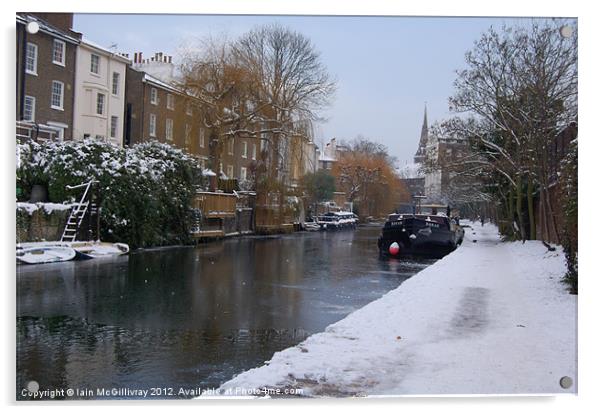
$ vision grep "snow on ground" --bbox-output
[204,222,577,397]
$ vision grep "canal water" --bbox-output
[16,226,434,399]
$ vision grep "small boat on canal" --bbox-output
[316,211,358,230]
[16,245,77,265]
[377,204,464,259]
[16,241,130,264]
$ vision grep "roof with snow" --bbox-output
[80,37,130,63]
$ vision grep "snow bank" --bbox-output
[17,202,75,215]
[205,223,576,397]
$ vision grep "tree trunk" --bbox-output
[508,187,515,239]
[527,176,536,240]
[516,174,526,241]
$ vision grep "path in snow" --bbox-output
[206,222,577,397]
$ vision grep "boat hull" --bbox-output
[378,216,458,259]
[16,246,76,264]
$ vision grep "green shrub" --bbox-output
[16,139,203,248]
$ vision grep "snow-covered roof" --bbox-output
[141,73,181,93]
[81,37,130,63]
[319,154,337,162]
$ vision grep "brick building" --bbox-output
[16,13,81,140]
[124,55,261,183]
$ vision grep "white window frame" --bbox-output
[240,166,247,181]
[199,128,205,148]
[149,113,156,137]
[228,139,234,155]
[166,94,175,110]
[90,53,100,75]
[23,95,36,122]
[52,39,66,66]
[110,116,118,138]
[150,88,158,105]
[96,93,105,115]
[112,72,120,96]
[166,118,173,141]
[25,42,38,75]
[242,141,248,158]
[252,143,257,160]
[227,165,234,179]
[50,80,64,110]
[47,121,67,141]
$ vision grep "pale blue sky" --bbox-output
[74,14,559,166]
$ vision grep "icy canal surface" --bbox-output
[16,226,434,399]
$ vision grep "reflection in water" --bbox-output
[16,227,433,399]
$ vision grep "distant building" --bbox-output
[423,127,468,204]
[413,105,429,164]
[16,13,81,140]
[72,38,130,145]
[318,137,347,170]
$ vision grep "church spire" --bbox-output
[414,103,429,164]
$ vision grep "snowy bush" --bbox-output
[17,139,203,248]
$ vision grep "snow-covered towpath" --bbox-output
[207,222,577,397]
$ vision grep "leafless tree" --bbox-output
[447,21,577,240]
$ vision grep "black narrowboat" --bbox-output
[377,211,464,259]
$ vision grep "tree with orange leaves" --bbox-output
[333,137,409,219]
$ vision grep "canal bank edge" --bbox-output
[202,221,576,397]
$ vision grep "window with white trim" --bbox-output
[240,166,247,181]
[252,143,257,160]
[26,43,38,75]
[51,81,64,110]
[186,102,192,116]
[242,141,248,158]
[150,88,158,105]
[149,114,156,137]
[112,72,120,95]
[52,39,65,66]
[23,96,36,121]
[199,128,205,148]
[228,139,234,155]
[227,165,234,178]
[166,118,173,140]
[96,93,105,115]
[166,94,175,110]
[90,53,100,74]
[110,116,118,138]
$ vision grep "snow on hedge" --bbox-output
[17,139,203,247]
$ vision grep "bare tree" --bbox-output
[448,21,577,240]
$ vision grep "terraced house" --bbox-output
[16,13,81,140]
[124,52,261,184]
[72,38,130,146]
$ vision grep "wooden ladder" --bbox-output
[60,180,95,242]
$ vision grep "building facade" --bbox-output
[72,39,130,145]
[16,13,81,140]
[125,58,261,183]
